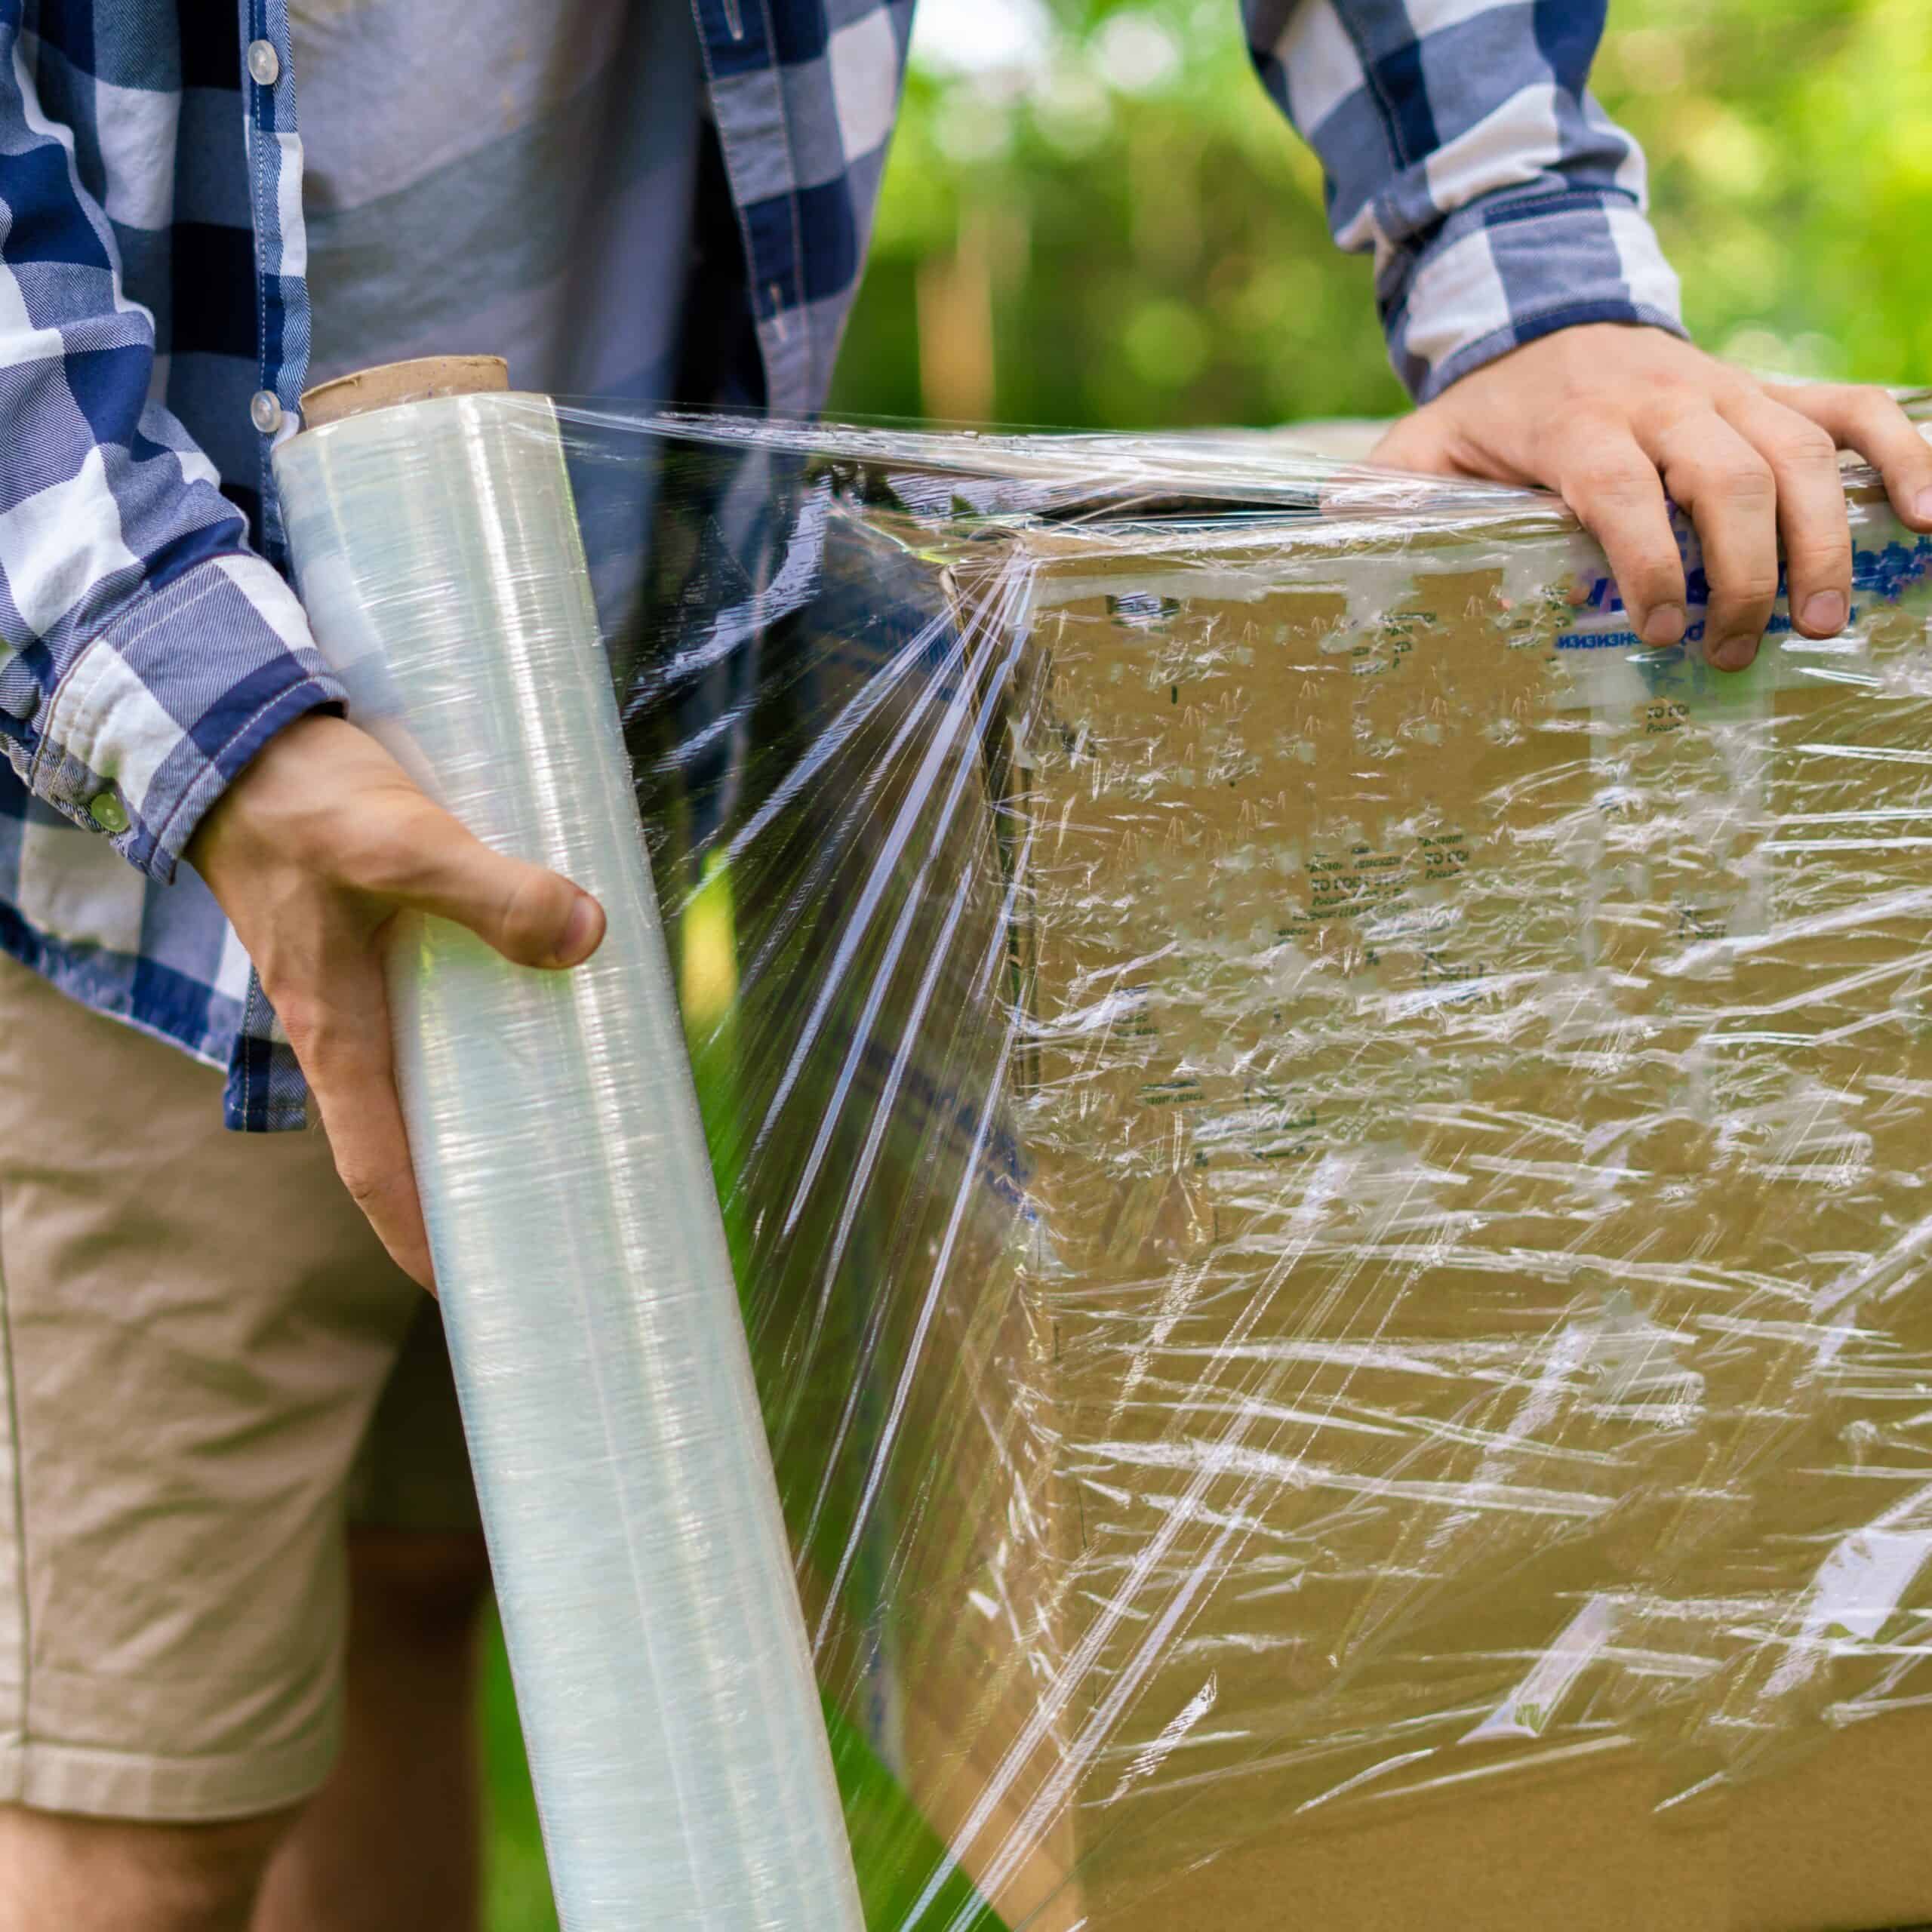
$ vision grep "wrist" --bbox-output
[186,711,361,886]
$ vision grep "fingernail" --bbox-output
[1801,591,1847,634]
[554,895,601,966]
[1642,604,1687,647]
[1915,488,1932,525]
[1709,634,1758,673]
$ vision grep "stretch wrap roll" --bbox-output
[274,391,864,1931]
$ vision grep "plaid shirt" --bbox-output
[0,0,1678,1131]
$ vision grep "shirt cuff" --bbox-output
[16,553,344,882]
[1385,189,1689,405]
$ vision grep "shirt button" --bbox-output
[246,38,281,86]
[88,792,129,835]
[250,389,284,434]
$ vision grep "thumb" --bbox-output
[1319,412,1458,516]
[1367,411,1455,473]
[400,814,606,970]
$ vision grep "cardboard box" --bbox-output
[898,469,1932,1928]
[678,443,1932,1927]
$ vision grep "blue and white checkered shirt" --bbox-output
[0,0,1680,1131]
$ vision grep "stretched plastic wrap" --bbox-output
[291,389,1932,1931]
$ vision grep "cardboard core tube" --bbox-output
[300,355,509,430]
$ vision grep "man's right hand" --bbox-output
[186,712,606,1288]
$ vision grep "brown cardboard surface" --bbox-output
[1097,1753,1731,1932]
[1073,1709,1932,1932]
[891,488,1932,1930]
[1730,1711,1932,1932]
[921,1712,1932,1932]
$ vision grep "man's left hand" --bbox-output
[1370,324,1932,671]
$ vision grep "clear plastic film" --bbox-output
[281,392,1932,1932]
[274,397,865,1932]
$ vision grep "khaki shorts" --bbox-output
[0,953,479,1822]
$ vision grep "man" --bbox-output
[0,2,1923,1928]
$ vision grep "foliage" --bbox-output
[829,0,1932,431]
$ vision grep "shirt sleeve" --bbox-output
[0,27,343,882]
[1243,0,1688,401]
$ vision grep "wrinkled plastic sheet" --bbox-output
[369,398,1932,1926]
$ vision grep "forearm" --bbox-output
[1243,0,1684,398]
[0,23,343,875]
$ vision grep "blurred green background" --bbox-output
[829,0,1932,429]
[481,2,1932,1924]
